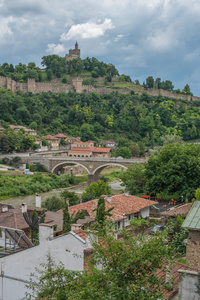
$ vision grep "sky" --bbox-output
[1,0,200,96]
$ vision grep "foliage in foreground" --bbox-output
[26,230,171,300]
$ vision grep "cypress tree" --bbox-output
[62,203,71,233]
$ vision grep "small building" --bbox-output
[105,141,116,148]
[92,147,111,158]
[68,192,158,229]
[73,141,94,148]
[182,200,200,268]
[43,135,59,150]
[9,125,37,136]
[68,147,94,158]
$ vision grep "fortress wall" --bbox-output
[0,76,199,102]
[33,82,73,94]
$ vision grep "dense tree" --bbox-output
[120,163,146,195]
[0,133,12,153]
[129,143,140,157]
[182,84,193,95]
[145,143,200,199]
[60,190,80,206]
[82,180,111,202]
[146,76,154,88]
[44,196,65,212]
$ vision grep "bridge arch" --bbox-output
[93,163,127,176]
[88,163,128,184]
[51,161,90,175]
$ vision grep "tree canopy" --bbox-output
[121,143,200,200]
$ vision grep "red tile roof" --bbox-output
[157,261,197,299]
[0,209,29,230]
[161,203,191,216]
[93,147,111,153]
[43,135,59,140]
[0,206,63,233]
[54,133,68,138]
[73,229,86,241]
[68,194,158,222]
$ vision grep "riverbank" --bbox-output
[3,180,125,207]
[0,166,125,206]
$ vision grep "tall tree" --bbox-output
[63,203,71,233]
[95,197,113,230]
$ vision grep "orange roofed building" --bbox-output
[67,192,158,229]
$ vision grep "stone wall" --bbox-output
[186,230,200,268]
[0,75,199,102]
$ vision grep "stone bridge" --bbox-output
[22,156,146,183]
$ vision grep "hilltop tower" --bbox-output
[65,42,80,61]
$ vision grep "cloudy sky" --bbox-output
[1,0,200,95]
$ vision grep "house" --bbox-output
[0,198,64,247]
[73,141,94,148]
[68,192,158,229]
[68,146,95,158]
[92,147,111,158]
[182,201,200,268]
[0,126,5,132]
[43,134,59,150]
[166,200,200,299]
[0,224,92,300]
[66,136,81,143]
[9,125,37,136]
[68,146,111,158]
[54,133,68,143]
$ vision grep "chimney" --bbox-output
[125,191,129,197]
[107,195,112,203]
[71,224,82,231]
[36,194,41,208]
[21,203,27,213]
[39,224,53,244]
[2,206,8,212]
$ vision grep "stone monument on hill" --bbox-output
[65,42,80,61]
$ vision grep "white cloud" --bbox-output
[0,16,14,40]
[46,43,65,54]
[114,34,124,42]
[60,18,115,41]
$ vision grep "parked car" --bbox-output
[35,149,41,152]
[7,167,15,171]
[150,225,165,234]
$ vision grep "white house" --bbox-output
[0,224,92,300]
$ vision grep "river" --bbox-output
[3,180,125,207]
